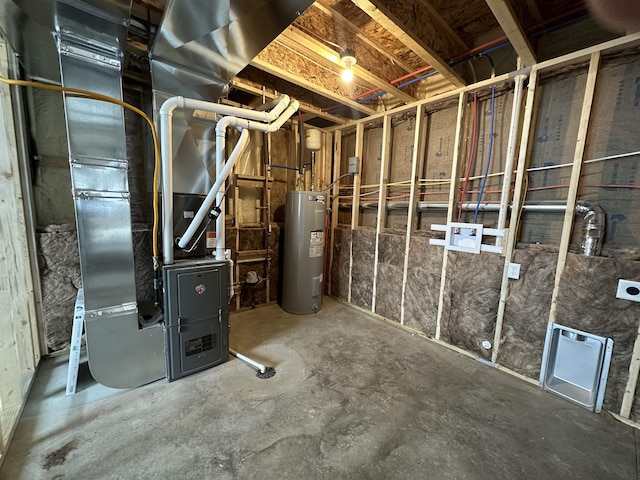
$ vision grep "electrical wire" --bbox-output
[458,92,479,221]
[474,86,496,223]
[0,75,162,271]
[322,173,353,191]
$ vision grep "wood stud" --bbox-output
[400,105,428,325]
[548,51,601,324]
[371,116,392,313]
[435,91,466,339]
[492,69,539,364]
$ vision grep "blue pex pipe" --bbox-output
[474,85,496,223]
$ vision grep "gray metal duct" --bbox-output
[55,0,165,388]
[1,0,165,388]
[150,0,315,198]
[150,0,315,101]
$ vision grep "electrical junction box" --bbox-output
[348,156,359,174]
[507,263,521,280]
[163,259,229,381]
[616,279,640,302]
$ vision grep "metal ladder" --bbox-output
[65,288,84,396]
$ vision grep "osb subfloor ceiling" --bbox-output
[132,1,622,125]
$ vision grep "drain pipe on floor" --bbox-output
[575,202,605,256]
[229,348,276,379]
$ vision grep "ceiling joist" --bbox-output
[413,0,469,51]
[351,0,467,88]
[311,2,416,74]
[282,27,417,105]
[485,0,537,66]
[251,43,376,116]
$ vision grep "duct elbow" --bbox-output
[575,202,605,256]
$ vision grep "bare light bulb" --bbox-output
[341,67,354,82]
[340,48,356,83]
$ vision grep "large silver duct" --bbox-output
[54,0,166,388]
[1,0,315,389]
[150,0,315,101]
[149,0,315,198]
[0,0,165,388]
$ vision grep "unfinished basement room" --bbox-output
[2,0,640,478]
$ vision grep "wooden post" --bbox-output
[492,69,538,364]
[548,52,601,324]
[348,123,364,303]
[400,105,428,324]
[621,325,640,418]
[328,130,342,295]
[435,92,466,339]
[371,115,391,313]
[0,36,38,436]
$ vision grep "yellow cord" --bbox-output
[0,76,161,270]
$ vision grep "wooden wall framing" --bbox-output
[0,37,41,466]
[325,33,640,424]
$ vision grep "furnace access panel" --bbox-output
[163,260,229,381]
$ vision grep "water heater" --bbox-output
[281,191,326,314]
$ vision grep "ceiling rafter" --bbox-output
[485,0,537,66]
[350,0,466,88]
[251,43,376,116]
[282,27,417,105]
[413,0,469,51]
[311,2,416,74]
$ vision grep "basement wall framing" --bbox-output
[0,36,41,466]
[325,33,640,424]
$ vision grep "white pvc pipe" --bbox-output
[178,128,250,249]
[497,74,527,248]
[180,95,290,123]
[159,95,294,264]
[160,98,180,265]
[229,348,266,373]
[203,100,300,257]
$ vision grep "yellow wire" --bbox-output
[0,76,161,270]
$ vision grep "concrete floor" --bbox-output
[1,297,638,479]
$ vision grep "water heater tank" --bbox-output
[280,191,326,314]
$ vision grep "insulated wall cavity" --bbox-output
[350,228,376,311]
[439,251,503,359]
[496,245,558,378]
[403,233,442,336]
[554,253,640,413]
[330,226,351,301]
[374,231,405,322]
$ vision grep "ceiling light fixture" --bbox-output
[340,48,356,83]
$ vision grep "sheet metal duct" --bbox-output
[55,0,165,388]
[150,0,315,198]
[1,0,315,389]
[150,0,315,101]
